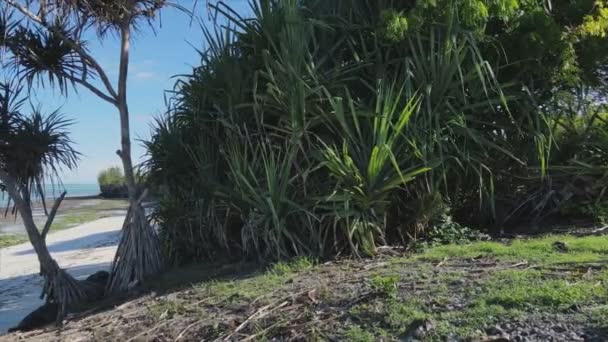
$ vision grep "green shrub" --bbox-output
[144,1,519,265]
[98,166,124,186]
[143,0,604,265]
[370,275,400,299]
[97,166,127,198]
[425,215,489,246]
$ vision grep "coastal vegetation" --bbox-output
[146,0,608,265]
[1,0,608,339]
[1,0,165,293]
[0,80,85,320]
[0,234,27,248]
[12,233,608,341]
[97,167,128,198]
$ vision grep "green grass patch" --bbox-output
[0,234,27,248]
[584,305,608,324]
[370,274,400,298]
[385,300,428,331]
[417,234,608,265]
[194,257,316,301]
[49,199,128,232]
[52,212,99,231]
[343,325,376,342]
[343,255,608,340]
[478,269,608,309]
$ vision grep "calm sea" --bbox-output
[0,184,100,207]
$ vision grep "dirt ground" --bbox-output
[3,230,608,342]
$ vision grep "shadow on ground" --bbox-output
[15,231,120,256]
[0,262,111,333]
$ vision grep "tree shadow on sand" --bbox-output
[14,231,121,256]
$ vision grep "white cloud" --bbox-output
[134,71,156,80]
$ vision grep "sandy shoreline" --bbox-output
[0,216,124,333]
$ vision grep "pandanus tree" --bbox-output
[0,80,83,321]
[0,0,167,292]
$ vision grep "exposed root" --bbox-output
[40,260,86,324]
[107,197,163,293]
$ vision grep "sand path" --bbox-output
[0,216,124,332]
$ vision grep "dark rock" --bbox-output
[566,303,581,312]
[486,325,505,336]
[450,278,467,286]
[99,184,128,198]
[401,318,435,341]
[86,270,109,285]
[7,270,109,333]
[81,270,109,301]
[552,324,567,333]
[7,302,58,333]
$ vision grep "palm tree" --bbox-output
[0,80,82,322]
[0,0,167,292]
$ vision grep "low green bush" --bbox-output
[97,167,127,198]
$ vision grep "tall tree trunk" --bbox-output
[107,20,162,293]
[0,171,84,323]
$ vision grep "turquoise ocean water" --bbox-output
[0,184,100,207]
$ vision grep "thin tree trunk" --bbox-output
[6,0,163,295]
[0,171,84,322]
[107,20,162,293]
[116,21,137,203]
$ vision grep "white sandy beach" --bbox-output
[0,216,124,333]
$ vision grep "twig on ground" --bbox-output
[435,257,448,268]
[185,295,219,308]
[287,313,344,330]
[503,261,528,269]
[224,300,290,341]
[363,261,389,270]
[241,320,286,342]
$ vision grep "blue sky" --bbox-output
[25,0,251,183]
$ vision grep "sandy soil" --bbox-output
[0,216,124,333]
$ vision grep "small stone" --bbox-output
[567,304,581,312]
[486,325,505,336]
[445,333,459,342]
[402,318,436,340]
[553,325,566,333]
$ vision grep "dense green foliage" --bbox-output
[97,166,128,198]
[98,167,125,187]
[145,0,608,265]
